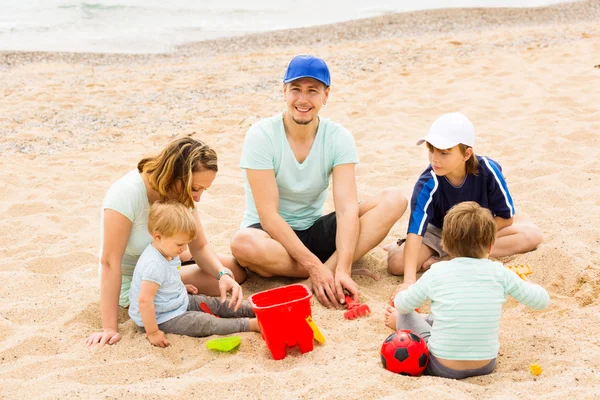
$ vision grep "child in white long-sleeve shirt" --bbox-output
[385,201,549,379]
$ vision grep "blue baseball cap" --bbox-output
[283,55,331,87]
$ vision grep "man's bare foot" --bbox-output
[383,242,397,252]
[351,268,380,281]
[384,306,398,331]
[248,318,261,333]
[420,255,439,272]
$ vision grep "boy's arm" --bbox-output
[138,281,170,348]
[402,233,425,285]
[504,270,550,310]
[394,271,431,314]
[403,169,439,286]
[495,216,514,231]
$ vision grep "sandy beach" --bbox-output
[1,1,600,398]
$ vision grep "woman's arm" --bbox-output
[85,209,131,349]
[187,207,243,310]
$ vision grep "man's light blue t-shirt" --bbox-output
[128,244,189,326]
[239,113,359,230]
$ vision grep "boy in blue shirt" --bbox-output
[385,112,543,296]
[129,201,259,347]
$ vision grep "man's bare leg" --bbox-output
[180,254,248,297]
[230,188,407,278]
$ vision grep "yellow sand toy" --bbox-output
[529,363,542,376]
[506,264,532,280]
[305,316,325,344]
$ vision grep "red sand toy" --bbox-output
[199,302,220,318]
[248,284,315,360]
[343,294,371,320]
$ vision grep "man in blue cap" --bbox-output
[231,55,407,308]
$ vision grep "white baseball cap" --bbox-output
[417,112,475,149]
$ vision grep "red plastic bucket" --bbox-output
[248,284,314,360]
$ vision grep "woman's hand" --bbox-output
[85,329,121,350]
[218,274,243,311]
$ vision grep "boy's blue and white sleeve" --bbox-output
[407,169,439,236]
[394,271,432,313]
[240,124,275,170]
[504,269,550,310]
[481,157,515,219]
[141,262,166,286]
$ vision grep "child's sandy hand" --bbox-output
[185,284,198,295]
[147,330,170,348]
[389,281,414,305]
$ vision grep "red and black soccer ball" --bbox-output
[380,329,429,376]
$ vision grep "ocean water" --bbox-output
[0,0,572,54]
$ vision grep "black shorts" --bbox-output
[247,212,337,263]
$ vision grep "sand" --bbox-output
[1,1,600,399]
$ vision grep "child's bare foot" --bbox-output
[249,318,261,333]
[384,306,398,331]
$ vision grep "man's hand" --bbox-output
[218,274,243,311]
[309,265,340,309]
[334,272,359,305]
[185,284,198,295]
[146,330,169,348]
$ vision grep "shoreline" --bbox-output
[0,0,597,66]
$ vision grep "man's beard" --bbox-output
[291,116,313,125]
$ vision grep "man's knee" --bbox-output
[379,187,408,221]
[248,266,275,278]
[230,229,262,263]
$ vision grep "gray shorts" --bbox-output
[395,311,496,379]
[148,295,255,338]
[422,224,448,259]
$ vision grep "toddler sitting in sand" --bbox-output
[129,201,259,347]
[385,202,550,379]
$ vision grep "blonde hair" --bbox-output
[426,142,479,175]
[441,202,496,259]
[138,137,218,209]
[148,200,197,240]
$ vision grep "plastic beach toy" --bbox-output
[306,316,325,344]
[249,284,315,360]
[529,363,542,376]
[206,336,241,352]
[506,264,533,280]
[343,294,371,320]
